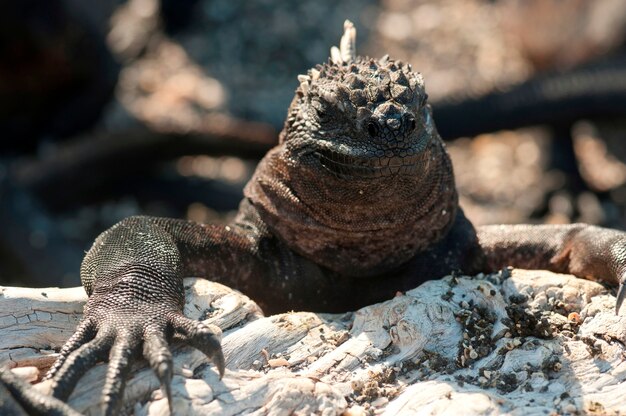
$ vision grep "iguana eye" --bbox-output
[312,100,329,122]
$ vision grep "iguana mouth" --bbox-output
[313,148,421,178]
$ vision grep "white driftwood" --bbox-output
[1,270,625,415]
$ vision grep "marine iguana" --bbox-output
[2,20,626,415]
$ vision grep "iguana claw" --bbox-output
[616,282,626,315]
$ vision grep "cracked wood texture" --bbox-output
[1,271,625,415]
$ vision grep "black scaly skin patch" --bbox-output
[3,21,626,415]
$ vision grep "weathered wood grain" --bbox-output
[1,270,624,415]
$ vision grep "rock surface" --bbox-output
[0,270,625,415]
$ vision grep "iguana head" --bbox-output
[245,21,457,277]
[283,20,435,180]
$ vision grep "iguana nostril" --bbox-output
[409,118,417,132]
[367,121,379,137]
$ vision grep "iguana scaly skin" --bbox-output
[3,21,626,415]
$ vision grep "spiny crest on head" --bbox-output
[297,20,426,113]
[298,20,356,97]
[331,20,357,66]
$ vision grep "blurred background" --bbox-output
[1,0,626,287]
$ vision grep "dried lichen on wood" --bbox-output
[1,270,625,415]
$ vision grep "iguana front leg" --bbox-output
[475,223,626,311]
[44,215,267,415]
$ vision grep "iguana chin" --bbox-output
[2,20,626,416]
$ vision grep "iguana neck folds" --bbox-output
[244,136,457,277]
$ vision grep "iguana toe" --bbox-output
[143,330,174,411]
[46,317,96,381]
[101,331,142,416]
[169,313,225,378]
[0,368,82,416]
[49,332,114,400]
